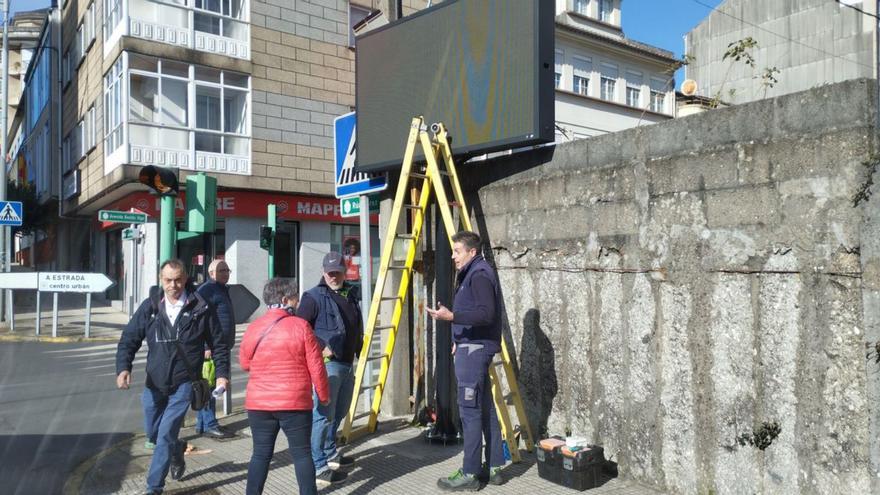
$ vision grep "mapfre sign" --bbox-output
[109,192,378,224]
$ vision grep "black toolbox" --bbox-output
[559,445,605,491]
[536,437,565,484]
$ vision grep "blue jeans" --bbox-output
[247,409,315,495]
[311,360,354,474]
[142,382,191,491]
[196,396,220,432]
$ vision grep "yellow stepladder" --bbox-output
[340,116,534,463]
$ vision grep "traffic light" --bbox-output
[138,165,179,195]
[259,226,273,250]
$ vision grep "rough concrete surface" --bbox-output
[464,79,880,494]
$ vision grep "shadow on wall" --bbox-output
[519,309,558,440]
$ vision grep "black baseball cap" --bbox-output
[322,251,346,273]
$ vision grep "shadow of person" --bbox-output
[518,309,558,440]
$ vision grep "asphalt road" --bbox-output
[0,340,247,495]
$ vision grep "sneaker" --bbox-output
[328,454,355,470]
[437,469,480,492]
[487,466,504,486]
[315,468,347,487]
[144,440,156,450]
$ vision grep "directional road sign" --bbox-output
[334,112,387,198]
[340,196,380,218]
[38,272,115,293]
[99,210,148,224]
[0,272,38,289]
[122,227,143,240]
[0,200,23,226]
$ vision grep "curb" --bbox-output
[0,334,119,343]
[62,434,139,495]
[62,408,250,495]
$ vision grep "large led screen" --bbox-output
[355,0,554,173]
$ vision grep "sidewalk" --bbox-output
[66,410,665,495]
[0,296,130,342]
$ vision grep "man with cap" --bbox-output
[195,259,236,439]
[296,251,363,487]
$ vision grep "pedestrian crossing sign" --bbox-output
[334,111,387,199]
[0,201,23,226]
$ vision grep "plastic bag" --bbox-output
[202,357,216,387]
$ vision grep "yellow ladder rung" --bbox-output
[387,264,409,270]
[352,411,372,422]
[360,382,381,392]
[362,353,389,363]
[409,172,430,180]
[403,204,423,210]
[380,296,401,302]
[374,325,395,331]
[396,234,416,240]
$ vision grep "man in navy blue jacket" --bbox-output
[297,251,363,487]
[195,259,236,439]
[116,258,229,495]
[428,231,505,491]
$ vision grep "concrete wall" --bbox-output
[686,0,875,104]
[466,78,880,494]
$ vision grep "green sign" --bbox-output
[122,227,142,240]
[340,196,379,218]
[98,210,148,224]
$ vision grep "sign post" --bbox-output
[0,200,23,327]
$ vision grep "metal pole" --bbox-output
[159,195,176,266]
[359,194,372,329]
[7,289,11,331]
[85,292,91,338]
[128,225,135,315]
[35,289,40,335]
[267,204,275,279]
[0,0,10,324]
[52,292,58,338]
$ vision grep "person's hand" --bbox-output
[116,370,131,390]
[216,377,229,390]
[426,303,454,321]
[204,349,212,359]
[322,347,333,358]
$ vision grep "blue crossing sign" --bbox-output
[0,201,23,226]
[334,112,387,199]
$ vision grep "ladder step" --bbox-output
[388,264,410,270]
[403,204,423,210]
[353,411,372,422]
[361,382,381,392]
[409,172,429,180]
[492,360,504,367]
[396,234,416,240]
[363,353,389,362]
[374,324,395,331]
[380,296,401,301]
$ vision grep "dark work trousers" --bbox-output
[246,410,316,495]
[454,343,504,475]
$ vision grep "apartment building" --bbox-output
[15,0,389,308]
[553,0,679,140]
[685,0,875,105]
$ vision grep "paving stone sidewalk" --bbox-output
[67,411,665,495]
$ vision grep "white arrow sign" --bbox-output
[0,272,38,289]
[38,272,115,293]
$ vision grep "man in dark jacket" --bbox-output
[297,251,363,487]
[428,231,505,491]
[195,259,235,439]
[116,258,229,495]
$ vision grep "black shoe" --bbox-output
[170,458,186,481]
[315,469,347,487]
[328,453,355,469]
[202,427,234,439]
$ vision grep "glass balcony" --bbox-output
[104,0,249,60]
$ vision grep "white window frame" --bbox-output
[554,49,564,90]
[349,3,371,47]
[572,55,591,96]
[650,91,666,113]
[599,0,613,22]
[104,56,125,156]
[573,0,588,15]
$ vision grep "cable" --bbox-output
[833,0,880,21]
[687,0,874,72]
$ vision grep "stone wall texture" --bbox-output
[464,78,880,494]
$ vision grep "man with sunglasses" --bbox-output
[116,258,229,495]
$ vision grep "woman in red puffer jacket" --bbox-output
[240,277,329,495]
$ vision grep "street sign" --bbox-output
[0,272,38,289]
[38,272,115,293]
[122,227,143,240]
[98,210,148,224]
[340,196,380,218]
[0,200,23,226]
[334,112,387,198]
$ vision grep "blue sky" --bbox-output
[9,0,724,86]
